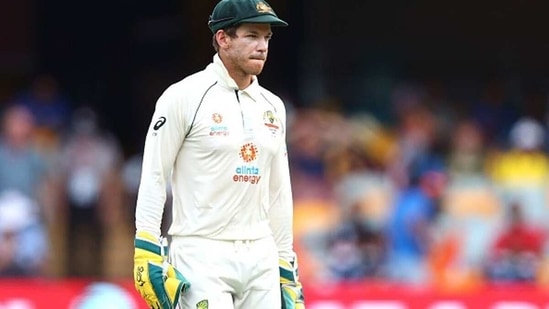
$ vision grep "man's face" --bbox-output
[224,23,272,76]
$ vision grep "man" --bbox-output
[133,1,305,308]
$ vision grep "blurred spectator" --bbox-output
[58,107,124,277]
[324,223,369,281]
[447,119,487,184]
[288,108,348,200]
[386,102,438,189]
[487,117,549,229]
[483,202,547,283]
[346,113,398,172]
[14,74,72,158]
[0,103,60,276]
[0,104,49,198]
[15,74,71,134]
[384,155,448,285]
[333,170,394,229]
[0,190,48,277]
[323,201,387,281]
[329,113,396,256]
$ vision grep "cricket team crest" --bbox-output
[263,110,280,136]
[256,1,274,14]
[196,299,208,309]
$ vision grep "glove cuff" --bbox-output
[279,258,299,283]
[135,231,168,256]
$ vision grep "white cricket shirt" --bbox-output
[135,54,294,260]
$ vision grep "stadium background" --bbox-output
[1,0,549,308]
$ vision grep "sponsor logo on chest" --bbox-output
[209,113,229,136]
[233,142,261,184]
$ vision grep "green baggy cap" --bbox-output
[208,0,288,33]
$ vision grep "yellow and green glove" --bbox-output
[134,231,190,309]
[280,257,305,309]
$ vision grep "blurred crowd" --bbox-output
[0,74,131,279]
[1,73,549,292]
[287,79,549,291]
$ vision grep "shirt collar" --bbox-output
[210,54,262,102]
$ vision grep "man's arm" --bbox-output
[268,102,294,261]
[268,103,305,308]
[133,85,191,309]
[135,85,186,237]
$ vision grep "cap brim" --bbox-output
[238,14,288,27]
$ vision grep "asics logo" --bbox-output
[153,117,166,130]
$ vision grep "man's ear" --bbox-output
[215,30,230,49]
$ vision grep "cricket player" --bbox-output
[133,0,305,308]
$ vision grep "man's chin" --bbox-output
[247,63,265,75]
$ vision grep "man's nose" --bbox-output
[258,38,268,51]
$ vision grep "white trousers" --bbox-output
[169,235,281,309]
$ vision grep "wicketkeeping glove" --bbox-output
[280,257,305,309]
[134,231,190,309]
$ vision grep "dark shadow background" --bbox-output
[2,0,548,157]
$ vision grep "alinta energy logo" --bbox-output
[209,113,229,136]
[234,143,261,184]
